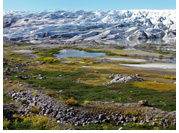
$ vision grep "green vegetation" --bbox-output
[7,69,175,111]
[164,75,176,80]
[3,93,14,103]
[3,114,58,130]
[73,122,176,130]
[3,43,176,130]
[35,56,58,63]
[63,98,78,106]
[18,87,24,91]
[122,123,176,130]
[15,42,35,47]
[8,52,24,56]
[20,99,26,104]
[32,91,38,96]
[44,90,55,97]
[159,54,163,59]
[30,106,41,113]
[73,123,120,130]
[84,100,91,104]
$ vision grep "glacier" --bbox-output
[3,9,176,45]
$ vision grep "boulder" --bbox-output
[138,100,148,106]
[98,114,106,120]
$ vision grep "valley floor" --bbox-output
[3,41,176,130]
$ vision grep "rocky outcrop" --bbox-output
[107,74,143,84]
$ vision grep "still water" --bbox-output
[55,49,106,58]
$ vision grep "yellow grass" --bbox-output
[26,64,81,72]
[133,81,176,92]
[84,100,91,104]
[164,75,176,80]
[82,81,99,86]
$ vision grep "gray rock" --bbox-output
[138,100,148,106]
[146,119,150,123]
[152,122,156,126]
[45,109,50,114]
[102,119,109,123]
[98,114,106,120]
[132,117,137,122]
[94,120,100,124]
[75,122,82,126]
[120,116,125,121]
[139,120,145,125]
[12,93,16,97]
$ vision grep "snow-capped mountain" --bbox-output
[3,10,176,45]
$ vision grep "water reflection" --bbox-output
[55,49,106,58]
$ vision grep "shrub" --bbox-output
[32,91,38,96]
[171,76,176,80]
[20,99,26,104]
[10,57,15,60]
[159,54,163,59]
[164,75,176,80]
[63,98,78,106]
[43,57,57,63]
[32,51,39,54]
[5,114,58,130]
[17,58,22,61]
[94,70,99,73]
[164,75,170,79]
[12,114,19,119]
[30,106,41,113]
[3,119,11,130]
[102,125,108,130]
[44,90,54,97]
[58,97,63,101]
[118,97,122,101]
[8,52,23,56]
[133,81,176,92]
[18,87,24,91]
[35,57,57,63]
[84,100,91,104]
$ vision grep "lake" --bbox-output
[55,49,106,58]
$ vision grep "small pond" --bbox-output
[55,49,106,58]
[144,57,176,64]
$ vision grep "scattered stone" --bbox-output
[5,80,176,128]
[138,100,149,106]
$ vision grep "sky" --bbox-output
[3,0,176,11]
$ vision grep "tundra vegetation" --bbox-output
[3,42,176,130]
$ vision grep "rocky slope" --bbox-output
[4,79,176,129]
[3,10,176,45]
